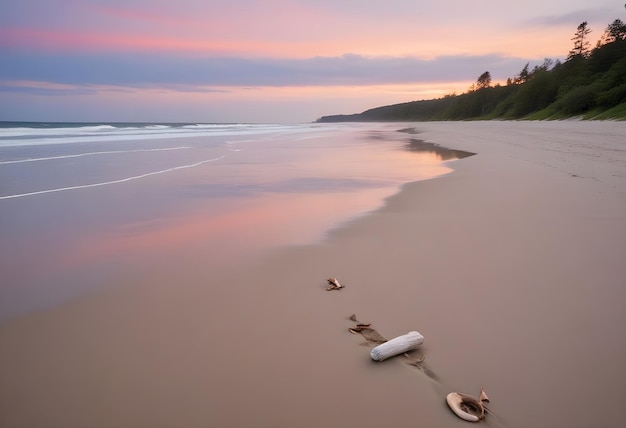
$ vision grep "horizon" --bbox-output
[2,1,624,123]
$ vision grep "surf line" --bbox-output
[0,156,224,200]
[0,147,192,165]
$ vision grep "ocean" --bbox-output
[0,121,458,319]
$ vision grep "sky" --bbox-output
[1,0,624,123]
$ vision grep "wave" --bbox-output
[0,122,313,147]
[0,124,119,137]
[144,125,171,129]
[0,146,192,165]
[0,156,224,200]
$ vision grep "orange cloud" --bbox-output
[1,21,573,60]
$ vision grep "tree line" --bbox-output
[318,18,626,122]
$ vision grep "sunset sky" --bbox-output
[1,0,624,123]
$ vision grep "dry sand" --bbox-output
[1,121,625,428]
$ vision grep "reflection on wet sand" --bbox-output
[405,138,476,161]
[0,123,461,320]
[397,126,476,160]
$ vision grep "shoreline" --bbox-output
[1,121,625,427]
[0,123,459,320]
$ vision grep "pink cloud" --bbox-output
[85,3,189,27]
[0,27,301,55]
[90,5,168,22]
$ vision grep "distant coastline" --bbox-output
[319,33,626,123]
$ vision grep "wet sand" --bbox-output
[1,121,626,427]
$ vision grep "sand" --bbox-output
[1,121,625,428]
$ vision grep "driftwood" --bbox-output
[347,314,426,367]
[346,316,491,422]
[446,387,491,422]
[326,277,344,291]
[347,315,386,343]
[370,331,424,361]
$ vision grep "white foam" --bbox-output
[0,146,192,165]
[145,125,171,129]
[0,125,117,137]
[0,123,318,147]
[0,156,224,200]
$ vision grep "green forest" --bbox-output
[318,19,626,122]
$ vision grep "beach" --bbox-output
[1,121,625,427]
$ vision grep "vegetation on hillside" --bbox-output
[318,18,626,122]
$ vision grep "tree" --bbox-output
[537,58,554,72]
[513,63,530,84]
[598,19,626,46]
[569,21,592,58]
[476,71,492,89]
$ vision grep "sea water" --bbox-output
[0,122,455,319]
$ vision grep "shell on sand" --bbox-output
[446,392,484,422]
[326,277,344,290]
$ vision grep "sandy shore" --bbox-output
[1,121,625,427]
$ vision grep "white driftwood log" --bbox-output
[370,331,424,361]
